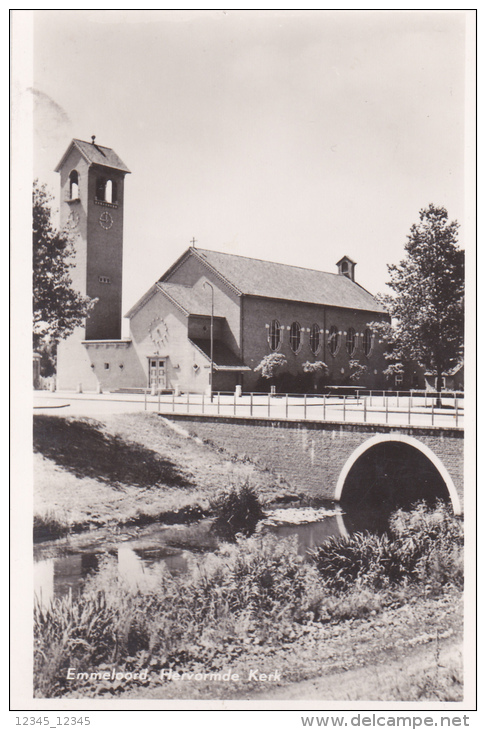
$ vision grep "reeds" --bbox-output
[34,501,463,697]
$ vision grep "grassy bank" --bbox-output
[34,502,463,700]
[34,413,290,539]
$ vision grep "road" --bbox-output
[33,390,463,428]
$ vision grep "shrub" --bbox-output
[34,511,70,541]
[312,501,463,591]
[389,500,464,588]
[311,531,401,591]
[211,483,265,540]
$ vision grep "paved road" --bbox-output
[34,390,463,428]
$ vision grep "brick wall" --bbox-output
[162,414,464,510]
[241,297,389,391]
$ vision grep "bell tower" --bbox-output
[55,137,130,340]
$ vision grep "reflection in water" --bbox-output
[33,505,390,607]
[267,512,348,555]
[34,552,100,606]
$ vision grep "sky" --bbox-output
[30,9,470,324]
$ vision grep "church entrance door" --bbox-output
[149,357,166,390]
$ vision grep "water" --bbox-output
[33,505,387,607]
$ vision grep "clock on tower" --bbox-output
[55,137,131,340]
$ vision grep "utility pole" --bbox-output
[203,281,214,402]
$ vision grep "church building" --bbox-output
[55,138,390,394]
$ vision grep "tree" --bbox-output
[254,353,287,390]
[371,205,464,399]
[348,360,368,384]
[302,360,328,391]
[33,181,95,375]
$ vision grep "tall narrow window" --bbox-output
[363,328,373,357]
[269,319,281,351]
[69,170,79,199]
[310,324,320,355]
[289,322,301,353]
[96,177,106,201]
[328,326,340,356]
[346,327,357,356]
[105,180,113,203]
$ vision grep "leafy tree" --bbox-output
[33,182,95,375]
[371,205,464,399]
[348,360,368,384]
[254,353,287,390]
[302,360,328,391]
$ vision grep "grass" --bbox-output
[34,413,287,537]
[33,511,71,541]
[33,415,192,489]
[34,502,464,698]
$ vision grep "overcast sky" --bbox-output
[32,9,469,320]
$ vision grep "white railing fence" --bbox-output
[142,389,464,428]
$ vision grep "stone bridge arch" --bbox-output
[334,433,462,515]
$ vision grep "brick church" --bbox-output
[55,138,389,394]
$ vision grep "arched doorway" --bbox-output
[334,435,461,532]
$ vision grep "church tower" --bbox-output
[55,137,130,340]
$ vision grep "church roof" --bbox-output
[162,248,385,314]
[55,138,131,174]
[156,282,225,317]
[190,339,251,371]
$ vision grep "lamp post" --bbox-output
[203,281,214,402]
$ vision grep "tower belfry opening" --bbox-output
[55,138,131,341]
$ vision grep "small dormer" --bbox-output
[336,255,356,282]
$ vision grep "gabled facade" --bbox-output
[55,139,390,394]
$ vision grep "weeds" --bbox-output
[34,502,463,698]
[210,483,265,539]
[312,501,463,592]
[34,511,71,541]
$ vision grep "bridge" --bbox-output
[162,413,464,515]
[33,389,465,515]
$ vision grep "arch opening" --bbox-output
[336,435,461,518]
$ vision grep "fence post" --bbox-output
[250,392,253,417]
[144,389,147,411]
[217,391,220,415]
[343,395,346,422]
[455,398,458,426]
[382,391,385,407]
[268,392,271,418]
[304,393,307,419]
[385,396,388,424]
[431,402,434,426]
[172,389,175,412]
[408,397,411,425]
[234,390,236,417]
[285,393,288,418]
[364,396,367,423]
[202,392,205,414]
[323,394,326,421]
